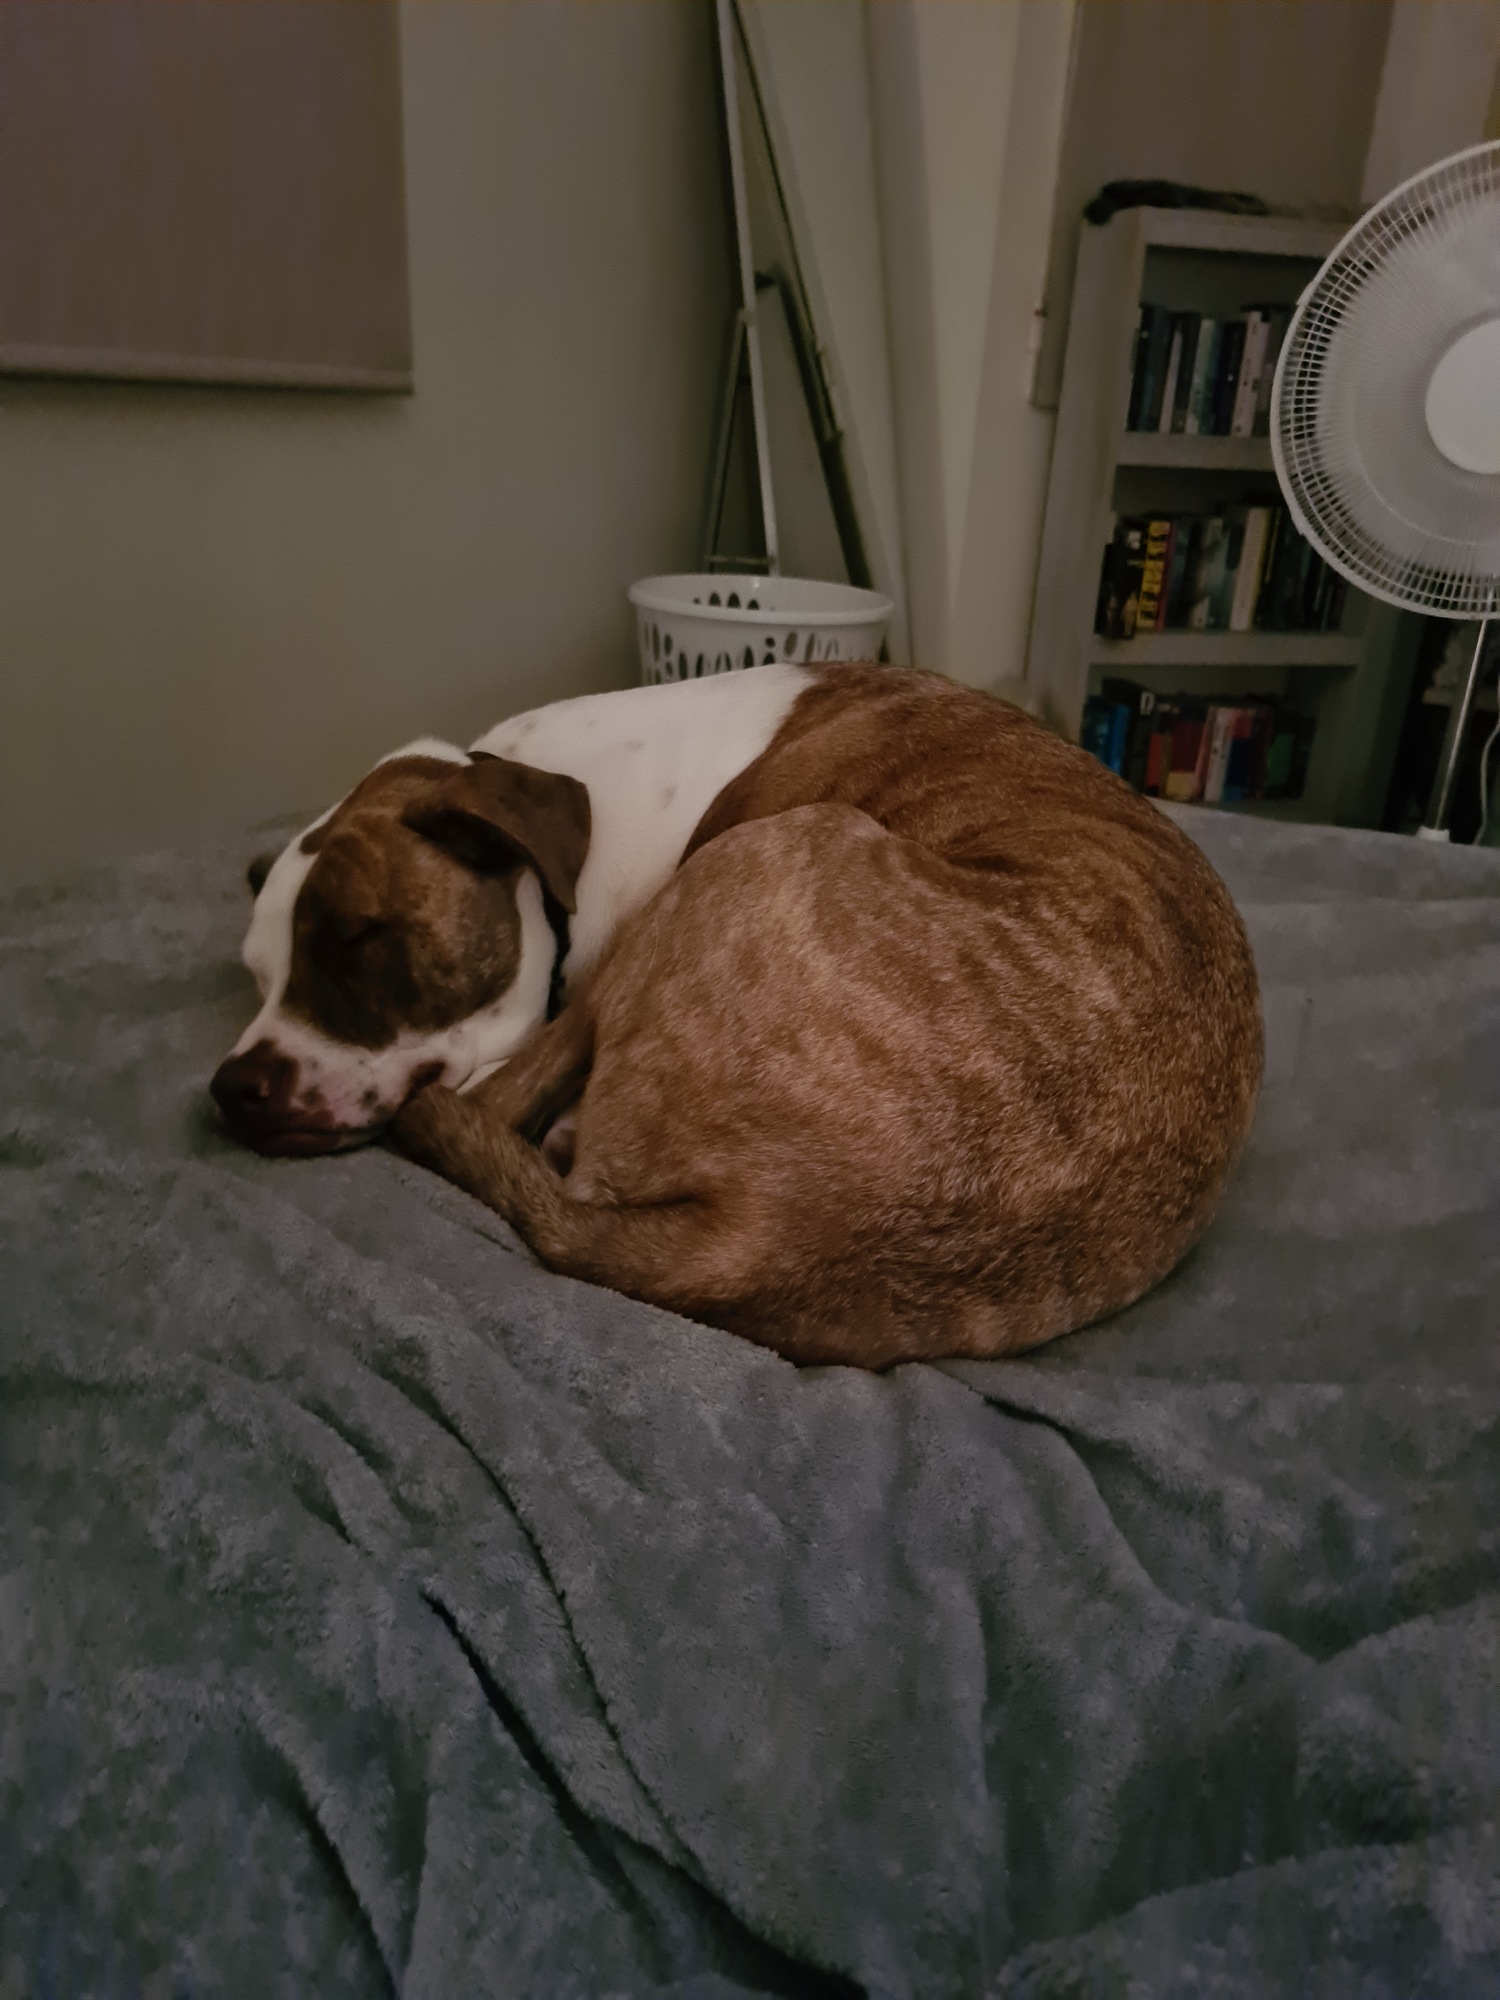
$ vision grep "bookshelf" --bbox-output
[1026,206,1419,824]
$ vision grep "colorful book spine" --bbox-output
[1080,698,1115,767]
[1162,702,1207,801]
[1083,683,1316,809]
[1135,516,1173,631]
[1221,707,1263,801]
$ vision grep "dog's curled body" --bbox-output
[393,666,1262,1366]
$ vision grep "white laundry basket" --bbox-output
[628,573,893,685]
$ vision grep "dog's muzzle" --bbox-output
[210,1040,367,1157]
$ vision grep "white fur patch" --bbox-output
[473,662,809,983]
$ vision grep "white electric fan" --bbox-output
[1272,140,1500,840]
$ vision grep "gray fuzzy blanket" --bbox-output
[2,806,1498,1999]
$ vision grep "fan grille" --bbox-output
[1273,141,1500,620]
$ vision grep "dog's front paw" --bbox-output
[387,1083,473,1175]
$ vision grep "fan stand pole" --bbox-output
[1418,619,1490,842]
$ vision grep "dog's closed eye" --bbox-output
[331,914,386,950]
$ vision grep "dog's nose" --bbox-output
[210,1042,298,1130]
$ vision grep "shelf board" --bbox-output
[1138,207,1345,261]
[1091,631,1360,670]
[1117,433,1273,471]
[1422,685,1498,714]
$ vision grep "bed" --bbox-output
[2,805,1498,1999]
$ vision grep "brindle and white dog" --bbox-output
[213,664,1262,1367]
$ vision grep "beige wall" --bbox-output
[1361,0,1500,201]
[0,0,729,888]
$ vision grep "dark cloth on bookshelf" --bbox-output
[1083,179,1272,225]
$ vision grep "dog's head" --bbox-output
[210,742,590,1156]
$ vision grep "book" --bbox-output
[1107,700,1131,773]
[1141,311,1179,431]
[1156,317,1186,435]
[1263,711,1317,798]
[1297,546,1327,629]
[1201,704,1237,804]
[1252,307,1290,436]
[1100,678,1159,790]
[1256,504,1296,628]
[1217,511,1247,630]
[1291,539,1321,629]
[1136,516,1173,631]
[1117,520,1147,637]
[1229,506,1273,631]
[1094,512,1121,635]
[1186,515,1231,630]
[1128,304,1152,430]
[1168,314,1202,433]
[1184,319,1221,434]
[1221,706,1266,801]
[1230,311,1268,437]
[1094,518,1147,638]
[1163,516,1200,627]
[1257,512,1310,630]
[1126,688,1158,788]
[1081,692,1139,777]
[1080,697,1116,766]
[1184,318,1224,436]
[1163,705,1209,801]
[1131,307,1172,432]
[1156,520,1178,630]
[1143,705,1175,795]
[1210,318,1247,435]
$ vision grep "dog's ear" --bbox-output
[402,755,591,913]
[246,852,278,896]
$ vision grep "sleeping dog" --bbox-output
[213,664,1262,1366]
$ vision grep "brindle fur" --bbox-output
[391,667,1263,1368]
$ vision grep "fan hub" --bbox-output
[1426,316,1500,477]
